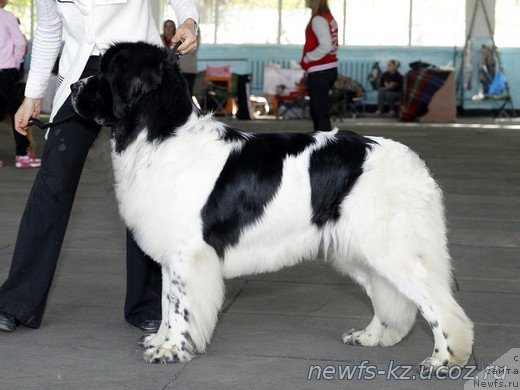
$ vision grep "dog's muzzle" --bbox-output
[70,77,91,112]
[70,77,89,95]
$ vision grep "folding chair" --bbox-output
[490,94,515,119]
[204,65,236,116]
[205,82,230,115]
[331,75,366,119]
[276,78,309,119]
[488,72,516,119]
[329,88,346,121]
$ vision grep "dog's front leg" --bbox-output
[143,246,225,364]
[139,265,174,349]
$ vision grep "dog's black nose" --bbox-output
[70,82,80,93]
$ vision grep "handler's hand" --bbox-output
[15,97,41,136]
[172,18,198,55]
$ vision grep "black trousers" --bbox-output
[182,72,196,96]
[0,68,30,156]
[307,68,338,132]
[0,57,161,328]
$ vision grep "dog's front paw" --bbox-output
[138,333,161,349]
[143,345,194,364]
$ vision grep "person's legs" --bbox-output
[124,230,162,327]
[376,87,386,114]
[307,68,338,131]
[0,69,30,157]
[386,91,402,116]
[0,61,102,328]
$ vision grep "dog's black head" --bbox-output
[71,42,193,152]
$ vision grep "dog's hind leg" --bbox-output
[342,231,473,369]
[372,258,473,370]
[351,218,473,369]
[143,245,225,364]
[337,262,417,348]
[337,248,473,370]
[358,213,473,369]
[335,140,473,369]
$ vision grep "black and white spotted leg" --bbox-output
[143,267,194,364]
[143,246,225,364]
[139,265,173,349]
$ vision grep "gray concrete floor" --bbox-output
[0,117,519,389]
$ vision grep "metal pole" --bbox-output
[457,0,480,110]
[342,0,347,45]
[214,0,219,44]
[30,0,35,41]
[408,0,413,46]
[479,0,515,115]
[278,0,282,44]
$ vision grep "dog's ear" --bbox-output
[108,49,164,118]
[125,61,164,103]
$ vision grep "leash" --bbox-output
[171,40,183,60]
[29,113,78,130]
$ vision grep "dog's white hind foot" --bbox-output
[342,316,408,347]
[418,356,451,377]
[338,268,417,348]
[342,328,379,346]
[342,316,383,346]
[416,296,474,369]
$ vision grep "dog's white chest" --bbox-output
[110,129,236,261]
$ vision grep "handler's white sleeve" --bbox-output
[305,16,333,62]
[167,0,199,24]
[25,0,63,99]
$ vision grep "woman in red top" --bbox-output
[301,0,339,131]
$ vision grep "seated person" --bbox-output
[375,60,403,117]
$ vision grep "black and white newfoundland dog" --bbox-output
[71,42,473,370]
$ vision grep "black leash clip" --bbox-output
[170,40,183,61]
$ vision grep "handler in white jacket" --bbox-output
[0,0,198,333]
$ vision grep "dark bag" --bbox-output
[236,74,253,120]
[409,61,432,71]
[367,62,382,90]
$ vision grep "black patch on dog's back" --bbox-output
[309,131,376,226]
[201,132,316,258]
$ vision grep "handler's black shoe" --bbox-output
[137,319,161,333]
[0,312,19,333]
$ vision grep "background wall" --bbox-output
[13,0,519,110]
[197,44,520,110]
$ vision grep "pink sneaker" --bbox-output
[15,152,41,169]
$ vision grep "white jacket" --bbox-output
[26,0,198,119]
